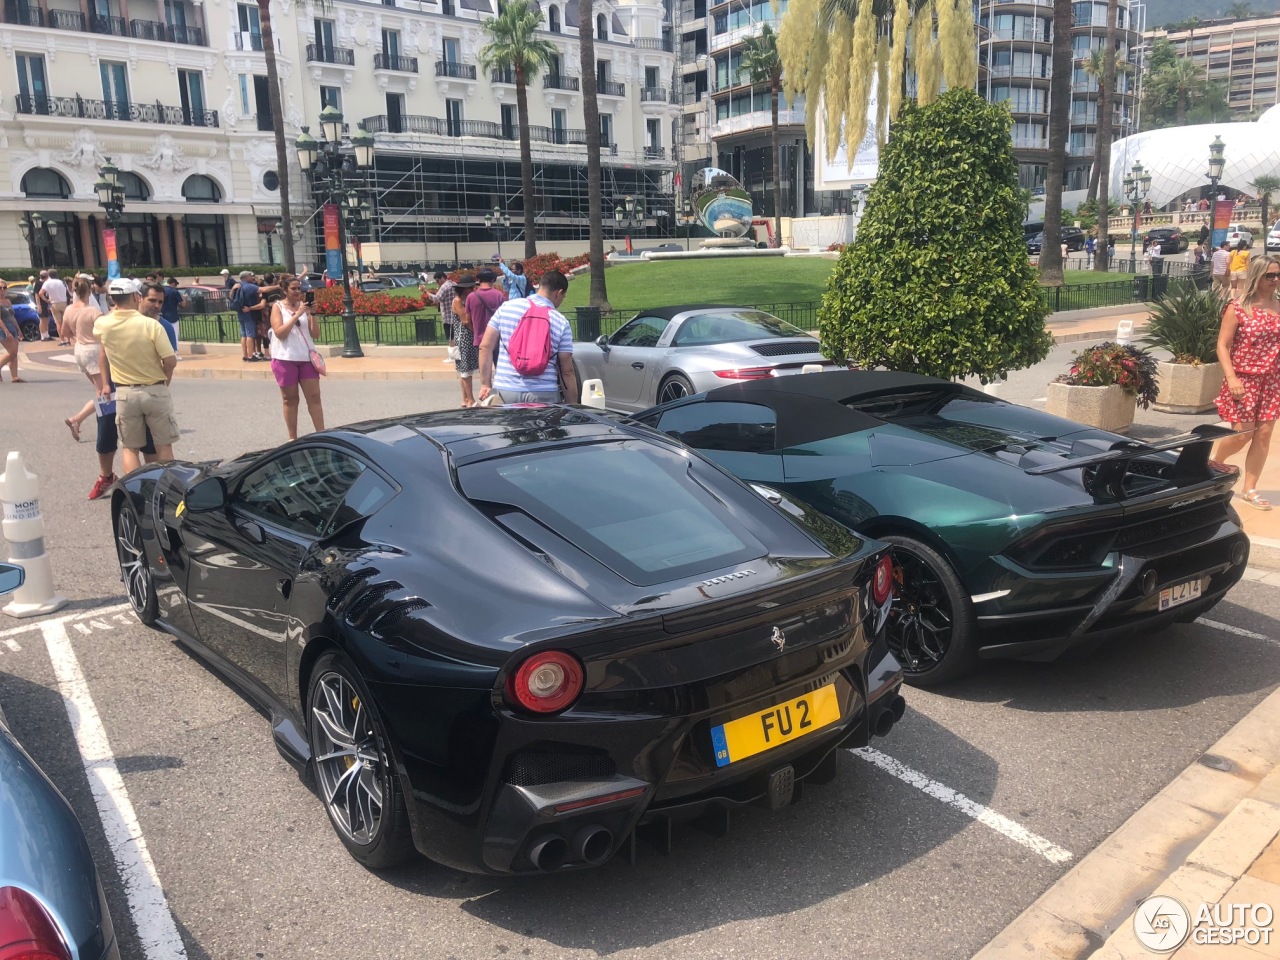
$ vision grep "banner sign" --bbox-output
[1212,199,1233,249]
[103,228,120,280]
[323,203,342,281]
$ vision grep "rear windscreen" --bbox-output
[459,441,763,585]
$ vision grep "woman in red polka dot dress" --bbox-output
[1214,255,1280,509]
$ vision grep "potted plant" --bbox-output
[1046,341,1159,434]
[1141,285,1228,413]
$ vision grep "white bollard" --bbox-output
[580,378,607,409]
[1,451,67,618]
[1116,319,1134,345]
[801,364,824,374]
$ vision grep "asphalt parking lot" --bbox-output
[3,353,1279,960]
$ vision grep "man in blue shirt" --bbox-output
[162,277,184,350]
[233,270,264,362]
[477,270,577,405]
[497,258,530,299]
[140,282,179,352]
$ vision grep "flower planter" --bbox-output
[1153,361,1222,414]
[1046,382,1135,434]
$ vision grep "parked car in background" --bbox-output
[0,562,122,960]
[1027,226,1085,255]
[635,371,1250,687]
[573,305,842,411]
[110,406,904,874]
[9,292,40,340]
[176,284,225,313]
[1226,224,1253,249]
[1266,220,1280,252]
[361,274,418,292]
[1145,227,1188,254]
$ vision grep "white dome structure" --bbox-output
[1107,106,1280,207]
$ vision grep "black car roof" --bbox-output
[700,371,968,449]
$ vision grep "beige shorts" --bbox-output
[116,383,179,449]
[51,302,66,324]
[1232,269,1247,279]
[74,342,100,377]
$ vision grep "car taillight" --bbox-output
[713,366,775,380]
[0,887,71,960]
[871,554,893,607]
[507,651,584,714]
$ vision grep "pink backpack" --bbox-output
[508,302,553,377]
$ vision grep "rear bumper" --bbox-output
[974,531,1248,662]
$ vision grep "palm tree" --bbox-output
[1252,175,1280,233]
[1148,58,1206,124]
[1091,0,1119,271]
[738,24,783,247]
[258,0,296,270]
[577,0,607,307]
[1228,0,1253,19]
[1040,0,1073,286]
[480,0,557,260]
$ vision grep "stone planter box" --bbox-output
[1153,361,1222,414]
[1046,382,1135,434]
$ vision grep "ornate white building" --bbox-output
[0,0,678,270]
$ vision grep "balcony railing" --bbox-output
[307,43,354,65]
[90,13,127,34]
[633,37,673,51]
[48,10,131,35]
[641,86,669,102]
[435,60,477,79]
[598,79,626,96]
[15,93,218,127]
[235,31,262,50]
[543,74,579,90]
[47,8,84,29]
[374,52,418,72]
[131,19,204,44]
[3,1,44,25]
[364,113,603,149]
[491,67,516,83]
[643,145,666,159]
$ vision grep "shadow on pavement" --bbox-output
[375,710,995,954]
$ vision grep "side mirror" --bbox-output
[596,335,610,351]
[184,476,228,514]
[0,563,24,597]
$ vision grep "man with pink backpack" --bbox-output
[477,270,579,405]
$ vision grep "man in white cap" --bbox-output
[220,267,233,292]
[93,278,178,472]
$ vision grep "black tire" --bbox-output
[882,535,977,688]
[114,502,158,627]
[19,321,40,342]
[656,373,695,405]
[307,651,415,870]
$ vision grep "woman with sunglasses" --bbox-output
[1214,255,1280,509]
[268,275,325,440]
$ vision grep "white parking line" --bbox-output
[0,602,131,642]
[851,747,1074,865]
[1196,617,1276,645]
[40,618,188,960]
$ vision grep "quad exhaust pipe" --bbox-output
[572,826,613,865]
[527,825,613,871]
[527,836,568,872]
[872,695,907,738]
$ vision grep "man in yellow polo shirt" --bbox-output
[94,278,178,474]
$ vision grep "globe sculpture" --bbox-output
[690,167,754,243]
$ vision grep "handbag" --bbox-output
[448,343,461,363]
[298,313,327,377]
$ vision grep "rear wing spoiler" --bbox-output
[1024,423,1237,498]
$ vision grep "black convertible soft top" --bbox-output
[701,372,969,449]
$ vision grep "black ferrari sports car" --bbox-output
[635,372,1250,686]
[110,405,904,875]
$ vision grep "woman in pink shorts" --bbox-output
[1214,255,1280,509]
[268,275,325,440]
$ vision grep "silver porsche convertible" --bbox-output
[573,305,842,411]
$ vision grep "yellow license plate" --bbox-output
[710,684,841,767]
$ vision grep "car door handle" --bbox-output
[277,578,292,599]
[631,362,645,370]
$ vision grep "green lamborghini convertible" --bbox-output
[636,371,1249,687]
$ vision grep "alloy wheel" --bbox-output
[115,507,152,618]
[657,377,691,404]
[885,549,954,675]
[310,671,386,846]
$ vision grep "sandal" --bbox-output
[64,417,81,442]
[1238,490,1273,510]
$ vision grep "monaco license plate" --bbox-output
[1159,578,1203,611]
[709,684,840,768]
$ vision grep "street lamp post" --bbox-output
[676,198,698,251]
[614,195,646,254]
[94,157,126,274]
[1206,135,1227,246]
[17,213,60,269]
[1122,161,1152,266]
[483,206,511,258]
[294,107,376,359]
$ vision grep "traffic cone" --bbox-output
[1,451,68,618]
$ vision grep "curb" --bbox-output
[1246,536,1280,573]
[972,684,1280,960]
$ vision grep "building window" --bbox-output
[386,92,405,132]
[184,214,226,266]
[597,59,609,85]
[100,61,130,118]
[646,117,660,148]
[548,5,559,31]
[600,112,613,146]
[21,168,72,198]
[446,98,463,136]
[16,54,48,113]
[320,85,341,112]
[314,18,336,54]
[382,28,400,57]
[552,107,566,143]
[182,174,222,202]
[596,12,607,40]
[501,104,517,139]
[177,69,206,125]
[120,171,150,201]
[443,36,460,63]
[236,3,261,48]
[645,66,659,88]
[254,75,272,131]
